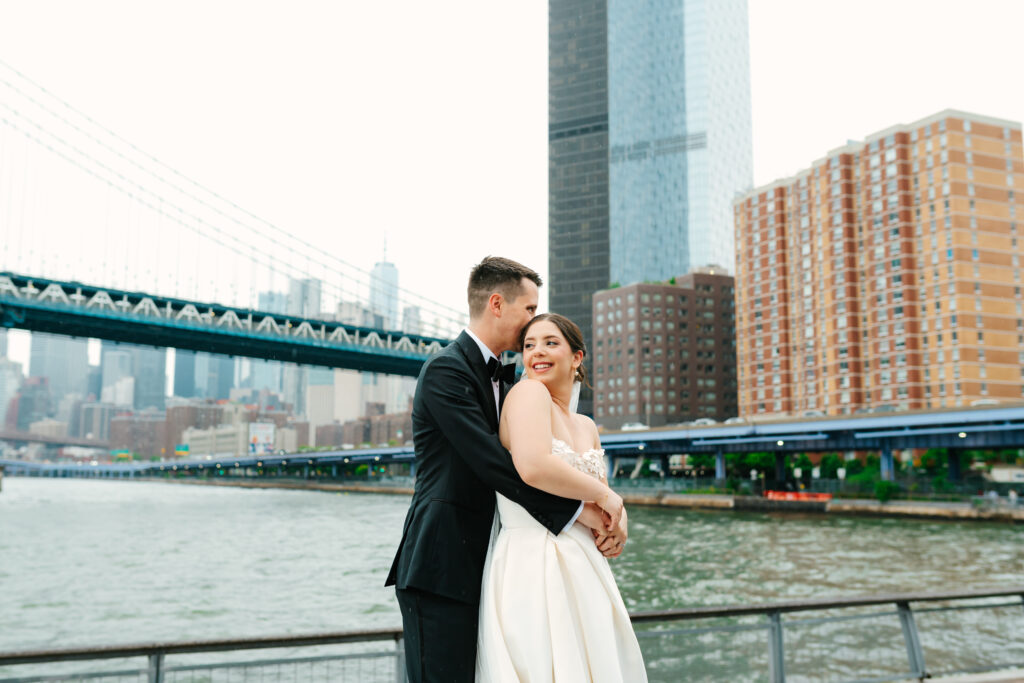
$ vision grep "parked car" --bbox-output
[620,422,649,431]
[970,399,1000,407]
[723,416,747,425]
[691,418,717,426]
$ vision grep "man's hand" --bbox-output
[578,503,628,558]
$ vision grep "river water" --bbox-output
[1,478,1022,679]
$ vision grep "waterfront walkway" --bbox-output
[137,476,1024,523]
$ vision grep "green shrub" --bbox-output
[874,480,901,502]
[819,453,842,479]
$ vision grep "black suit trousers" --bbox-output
[396,587,478,683]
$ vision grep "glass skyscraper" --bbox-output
[549,0,752,341]
[549,0,611,357]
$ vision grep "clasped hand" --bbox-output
[578,500,628,559]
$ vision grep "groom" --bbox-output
[387,256,594,682]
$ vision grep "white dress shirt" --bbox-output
[464,328,583,532]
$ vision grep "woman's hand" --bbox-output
[596,487,623,532]
[577,502,610,534]
[595,506,627,558]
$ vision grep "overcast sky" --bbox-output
[2,0,1023,368]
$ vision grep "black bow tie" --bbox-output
[487,357,517,384]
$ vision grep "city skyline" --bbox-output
[1,1,1021,336]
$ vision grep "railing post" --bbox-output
[767,610,785,683]
[148,652,164,683]
[395,636,406,683]
[896,601,927,679]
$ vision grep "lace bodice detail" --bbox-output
[552,438,606,481]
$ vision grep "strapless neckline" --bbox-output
[551,437,605,480]
[551,436,603,457]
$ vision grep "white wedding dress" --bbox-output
[476,438,647,682]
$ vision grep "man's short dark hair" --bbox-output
[467,256,543,318]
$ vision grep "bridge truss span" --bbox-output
[0,272,449,377]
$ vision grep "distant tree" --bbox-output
[819,453,842,479]
[688,453,716,470]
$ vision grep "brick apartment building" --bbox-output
[592,269,738,429]
[734,110,1024,416]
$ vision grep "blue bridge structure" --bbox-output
[5,404,1023,483]
[598,404,1024,482]
[0,272,450,377]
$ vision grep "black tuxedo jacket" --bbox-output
[386,331,579,604]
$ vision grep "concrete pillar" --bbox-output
[331,464,338,478]
[880,445,895,482]
[774,452,786,483]
[948,449,962,482]
[658,454,669,478]
[606,456,617,481]
[410,461,418,478]
[715,450,726,480]
[303,465,310,479]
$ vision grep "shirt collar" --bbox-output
[464,328,498,366]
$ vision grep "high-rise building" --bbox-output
[85,365,102,401]
[549,0,753,355]
[549,0,611,352]
[0,357,23,427]
[12,376,52,431]
[100,348,134,407]
[246,291,287,394]
[131,346,166,412]
[98,342,166,410]
[258,291,288,315]
[164,400,225,458]
[193,353,235,401]
[110,410,167,459]
[29,332,90,402]
[288,278,322,319]
[402,305,422,335]
[734,110,1024,416]
[283,279,322,417]
[79,402,120,441]
[174,349,197,398]
[592,269,737,428]
[370,261,400,330]
[333,300,415,421]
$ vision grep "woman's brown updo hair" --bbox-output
[518,313,590,388]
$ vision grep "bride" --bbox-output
[476,313,647,682]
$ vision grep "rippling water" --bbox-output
[1,478,1022,678]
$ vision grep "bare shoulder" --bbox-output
[505,378,552,405]
[572,413,602,448]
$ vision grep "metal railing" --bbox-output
[1,587,1022,682]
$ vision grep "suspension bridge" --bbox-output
[0,58,467,355]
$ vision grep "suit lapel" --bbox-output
[454,332,499,430]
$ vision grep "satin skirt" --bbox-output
[475,494,647,682]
